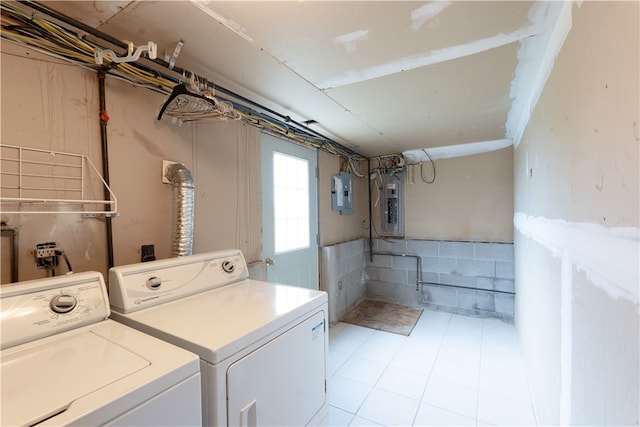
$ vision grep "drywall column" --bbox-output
[513,2,639,425]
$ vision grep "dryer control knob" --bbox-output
[221,260,235,273]
[147,276,162,290]
[50,294,77,314]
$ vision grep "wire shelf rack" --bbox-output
[0,144,117,216]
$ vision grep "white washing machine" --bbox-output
[108,249,328,427]
[0,271,202,427]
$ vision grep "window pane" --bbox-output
[274,187,286,220]
[297,161,308,190]
[274,218,287,253]
[297,188,309,219]
[273,154,286,186]
[273,152,309,254]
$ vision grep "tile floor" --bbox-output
[325,309,537,426]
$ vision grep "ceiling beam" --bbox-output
[315,24,545,90]
[403,138,513,162]
[506,1,575,147]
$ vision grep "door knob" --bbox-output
[265,257,275,266]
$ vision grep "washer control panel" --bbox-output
[221,260,235,273]
[146,276,162,290]
[50,294,78,313]
[0,272,110,349]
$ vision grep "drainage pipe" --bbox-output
[98,70,114,269]
[417,280,516,295]
[368,158,373,262]
[165,163,195,257]
[368,252,516,295]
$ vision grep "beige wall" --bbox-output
[103,73,193,266]
[514,2,639,425]
[318,150,369,246]
[1,42,262,283]
[404,147,514,242]
[191,121,261,261]
[366,148,514,243]
[106,77,263,265]
[1,43,109,281]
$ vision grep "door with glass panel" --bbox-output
[261,133,318,289]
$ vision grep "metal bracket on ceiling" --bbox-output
[94,41,157,65]
[165,40,184,70]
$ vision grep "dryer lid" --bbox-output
[1,330,149,427]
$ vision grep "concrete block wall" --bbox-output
[320,239,366,324]
[365,239,515,321]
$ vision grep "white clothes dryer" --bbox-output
[0,271,202,427]
[108,249,328,427]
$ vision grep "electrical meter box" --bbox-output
[331,172,353,215]
[380,173,404,237]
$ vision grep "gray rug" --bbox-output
[341,299,423,336]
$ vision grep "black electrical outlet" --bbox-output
[141,244,156,262]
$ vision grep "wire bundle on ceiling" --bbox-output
[157,82,241,123]
[371,154,404,177]
[0,1,365,160]
[402,150,436,184]
[0,2,175,90]
[339,156,367,178]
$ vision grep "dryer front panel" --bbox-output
[226,310,327,426]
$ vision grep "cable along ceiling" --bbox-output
[0,1,365,160]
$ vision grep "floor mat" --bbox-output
[340,299,423,336]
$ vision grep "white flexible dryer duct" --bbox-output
[165,163,194,257]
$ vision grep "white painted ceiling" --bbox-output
[45,1,562,158]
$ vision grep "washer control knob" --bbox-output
[221,260,235,273]
[147,276,162,290]
[50,294,77,314]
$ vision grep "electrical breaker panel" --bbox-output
[380,173,404,237]
[331,172,353,215]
